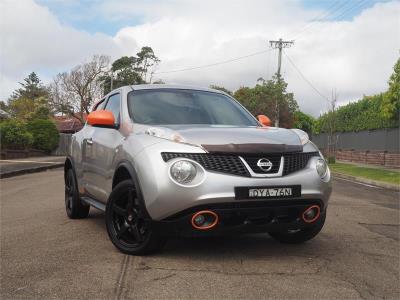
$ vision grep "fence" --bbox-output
[52,133,72,156]
[311,128,400,167]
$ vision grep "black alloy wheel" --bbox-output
[64,168,90,219]
[105,180,166,255]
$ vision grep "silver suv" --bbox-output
[64,85,332,255]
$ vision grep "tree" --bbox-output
[101,56,143,95]
[0,100,9,112]
[10,72,48,100]
[49,55,110,123]
[293,111,315,135]
[136,46,160,83]
[7,73,51,120]
[101,47,161,94]
[210,85,233,95]
[234,74,298,128]
[381,58,400,121]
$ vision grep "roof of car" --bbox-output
[125,84,226,94]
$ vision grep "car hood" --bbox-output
[149,125,303,154]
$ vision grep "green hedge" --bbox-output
[0,119,34,149]
[315,93,399,133]
[0,118,59,151]
[26,119,59,151]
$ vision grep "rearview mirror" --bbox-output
[87,110,116,128]
[257,114,272,127]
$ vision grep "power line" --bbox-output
[153,48,273,75]
[290,0,347,39]
[333,0,370,21]
[152,1,371,77]
[292,0,369,40]
[283,50,329,102]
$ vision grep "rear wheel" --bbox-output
[65,168,90,219]
[105,180,166,255]
[269,213,326,244]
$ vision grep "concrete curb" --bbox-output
[0,163,64,179]
[332,171,399,191]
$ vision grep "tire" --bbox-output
[105,180,167,255]
[269,213,326,244]
[65,168,90,219]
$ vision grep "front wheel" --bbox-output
[269,213,326,244]
[105,180,167,255]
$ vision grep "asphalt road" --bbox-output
[1,170,399,299]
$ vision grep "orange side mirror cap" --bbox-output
[87,110,115,127]
[257,115,272,127]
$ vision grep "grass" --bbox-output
[329,162,400,185]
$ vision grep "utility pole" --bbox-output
[269,38,294,127]
[110,70,114,91]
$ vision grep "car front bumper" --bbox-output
[134,142,332,223]
[149,199,326,237]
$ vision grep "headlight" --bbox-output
[316,159,327,178]
[146,127,185,143]
[292,129,309,145]
[170,160,197,184]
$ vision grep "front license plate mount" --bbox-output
[234,185,301,200]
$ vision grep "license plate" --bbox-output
[249,187,292,197]
[235,185,301,200]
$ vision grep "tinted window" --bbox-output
[128,90,257,126]
[104,93,120,122]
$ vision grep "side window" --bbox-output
[104,93,120,123]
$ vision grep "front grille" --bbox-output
[241,155,281,174]
[283,152,320,175]
[161,152,250,177]
[161,151,320,177]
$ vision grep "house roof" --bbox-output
[53,114,87,133]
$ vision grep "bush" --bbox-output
[328,156,336,164]
[26,119,59,152]
[0,119,34,149]
[315,94,399,134]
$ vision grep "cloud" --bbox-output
[0,0,120,99]
[1,0,399,117]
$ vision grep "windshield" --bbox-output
[127,89,258,126]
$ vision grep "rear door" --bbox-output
[83,93,124,202]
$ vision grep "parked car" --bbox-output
[64,85,332,255]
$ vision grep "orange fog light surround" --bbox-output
[191,210,219,230]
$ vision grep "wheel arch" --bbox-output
[112,160,151,219]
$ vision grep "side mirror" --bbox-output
[257,114,272,127]
[87,110,115,128]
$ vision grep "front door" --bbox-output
[83,93,123,202]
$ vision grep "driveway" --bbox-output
[1,170,399,299]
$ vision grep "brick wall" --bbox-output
[323,149,400,168]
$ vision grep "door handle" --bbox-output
[86,138,93,145]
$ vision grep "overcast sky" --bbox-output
[1,0,399,116]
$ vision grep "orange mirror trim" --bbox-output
[87,110,115,127]
[257,114,272,127]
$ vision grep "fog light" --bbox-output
[170,160,197,184]
[316,159,327,178]
[304,209,316,219]
[193,214,205,226]
[191,211,219,230]
[302,205,320,223]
